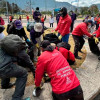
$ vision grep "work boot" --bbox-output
[1,83,15,89]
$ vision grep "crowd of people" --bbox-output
[0,6,100,100]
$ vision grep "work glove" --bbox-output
[95,37,99,44]
[33,86,42,97]
[26,39,30,42]
[36,43,39,48]
[58,35,62,40]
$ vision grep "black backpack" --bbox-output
[0,34,26,56]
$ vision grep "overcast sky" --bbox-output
[55,0,100,7]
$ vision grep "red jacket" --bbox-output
[93,26,100,38]
[72,22,92,37]
[56,47,75,61]
[35,49,80,94]
[55,14,72,36]
[27,16,29,20]
[95,17,100,24]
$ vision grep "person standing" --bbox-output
[9,15,13,23]
[94,14,100,30]
[33,40,84,100]
[41,14,46,25]
[70,11,76,32]
[26,15,30,23]
[55,7,72,43]
[0,16,5,25]
[19,16,22,21]
[33,7,41,22]
[49,14,54,28]
[72,20,93,59]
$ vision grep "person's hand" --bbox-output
[95,37,99,44]
[58,35,62,40]
[33,86,42,97]
[53,30,58,36]
[38,16,41,18]
[36,43,39,48]
[26,39,30,42]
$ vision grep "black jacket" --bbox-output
[8,25,28,41]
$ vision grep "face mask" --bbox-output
[88,25,91,28]
[16,28,21,30]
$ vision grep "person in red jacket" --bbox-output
[56,42,75,65]
[33,40,84,100]
[72,20,93,59]
[26,15,29,23]
[93,26,100,38]
[94,14,100,30]
[55,7,72,43]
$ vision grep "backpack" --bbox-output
[0,34,27,56]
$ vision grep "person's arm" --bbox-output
[18,50,35,77]
[35,56,45,87]
[30,30,37,44]
[96,27,100,38]
[55,17,61,31]
[8,26,14,34]
[21,28,28,41]
[81,26,92,37]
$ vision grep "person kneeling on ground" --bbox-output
[0,34,35,100]
[56,42,75,65]
[72,20,93,59]
[33,40,84,100]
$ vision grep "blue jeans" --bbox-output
[58,33,70,43]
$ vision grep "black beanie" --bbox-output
[41,40,50,48]
[41,40,54,52]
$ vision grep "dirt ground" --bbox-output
[1,27,86,87]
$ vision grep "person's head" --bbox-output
[36,7,39,10]
[51,43,56,48]
[34,23,43,32]
[57,42,71,50]
[85,20,93,28]
[60,7,67,17]
[14,20,23,30]
[70,10,73,14]
[40,40,54,52]
[51,14,53,18]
